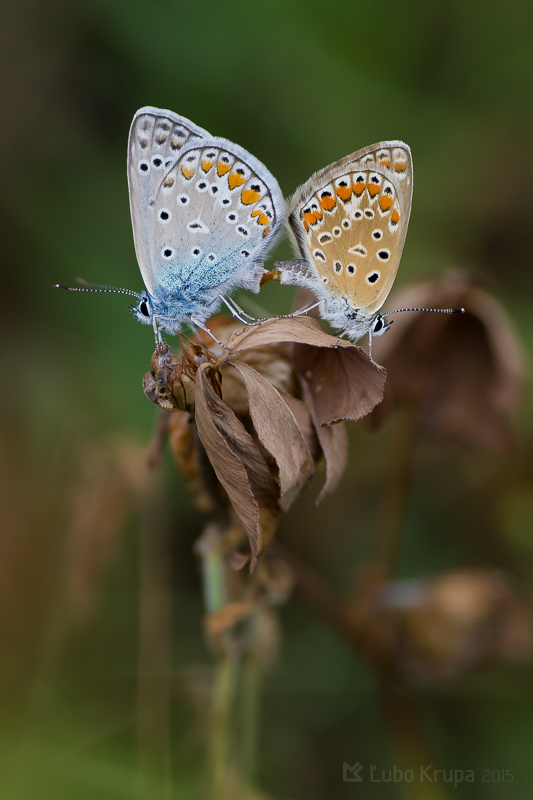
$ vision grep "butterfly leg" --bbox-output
[288,300,322,318]
[190,316,229,350]
[152,316,163,344]
[367,330,377,365]
[216,295,259,326]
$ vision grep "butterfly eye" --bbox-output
[139,300,150,317]
[371,314,391,337]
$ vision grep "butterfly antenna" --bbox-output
[381,306,465,318]
[54,278,141,299]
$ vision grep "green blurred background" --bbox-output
[2,0,533,797]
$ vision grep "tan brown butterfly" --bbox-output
[276,142,462,352]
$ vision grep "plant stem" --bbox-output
[137,478,172,800]
[197,525,239,800]
[239,612,261,786]
[375,407,417,576]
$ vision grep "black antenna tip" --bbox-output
[54,284,69,290]
[452,307,465,314]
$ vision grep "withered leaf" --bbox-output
[227,550,251,571]
[299,379,348,503]
[371,272,526,451]
[222,316,351,360]
[293,344,386,426]
[278,391,321,462]
[194,363,280,567]
[205,600,255,640]
[229,359,314,512]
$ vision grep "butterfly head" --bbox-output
[369,313,392,338]
[130,293,154,326]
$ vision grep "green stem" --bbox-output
[197,525,239,800]
[137,482,172,800]
[375,407,417,576]
[210,651,238,800]
[239,612,261,786]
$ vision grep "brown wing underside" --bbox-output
[289,142,412,314]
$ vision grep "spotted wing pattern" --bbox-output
[129,108,284,305]
[128,107,210,296]
[288,142,412,316]
[147,139,283,300]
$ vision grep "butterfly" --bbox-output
[275,142,461,352]
[56,107,285,340]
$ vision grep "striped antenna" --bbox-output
[381,306,465,319]
[53,278,141,299]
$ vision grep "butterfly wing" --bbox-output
[287,142,412,316]
[128,107,210,296]
[143,136,285,308]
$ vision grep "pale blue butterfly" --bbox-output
[56,107,285,340]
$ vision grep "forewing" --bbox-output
[288,142,412,314]
[146,137,284,299]
[128,107,210,295]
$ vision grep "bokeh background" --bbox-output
[2,0,533,797]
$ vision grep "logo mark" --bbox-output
[343,762,363,782]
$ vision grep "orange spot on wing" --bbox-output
[320,195,336,211]
[181,166,195,180]
[353,179,366,196]
[228,171,246,190]
[201,159,215,173]
[303,219,309,231]
[217,161,231,177]
[303,211,318,225]
[391,209,400,223]
[164,177,175,188]
[241,188,261,205]
[368,183,380,197]
[262,226,271,237]
[256,213,269,225]
[379,158,391,168]
[379,195,393,211]
[336,185,352,202]
[394,160,407,173]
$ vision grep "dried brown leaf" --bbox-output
[227,550,251,571]
[228,359,314,511]
[205,600,255,640]
[371,271,527,451]
[278,391,321,462]
[299,378,348,503]
[194,363,280,567]
[222,315,349,360]
[293,344,386,426]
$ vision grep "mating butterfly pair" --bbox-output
[56,107,461,346]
